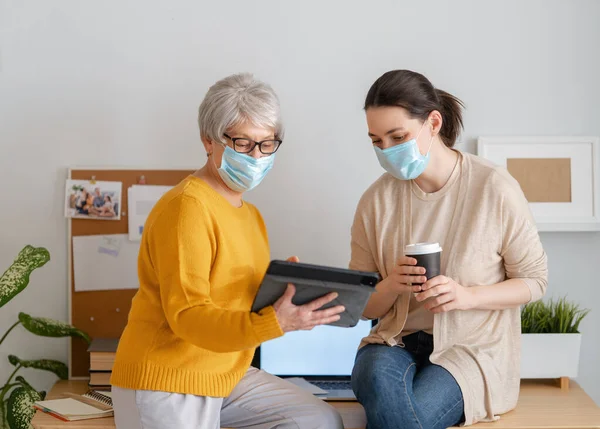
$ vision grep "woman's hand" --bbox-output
[272,254,345,332]
[415,275,475,313]
[361,256,425,319]
[380,256,428,295]
[273,284,345,332]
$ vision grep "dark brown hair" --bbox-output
[364,70,465,148]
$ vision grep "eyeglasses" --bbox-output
[223,133,282,155]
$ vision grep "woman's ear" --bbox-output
[201,134,214,156]
[428,110,443,136]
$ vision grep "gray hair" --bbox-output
[198,73,284,144]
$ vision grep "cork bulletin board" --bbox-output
[67,168,194,378]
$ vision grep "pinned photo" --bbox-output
[65,179,122,220]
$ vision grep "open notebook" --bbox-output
[34,390,113,422]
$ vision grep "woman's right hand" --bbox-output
[381,256,427,295]
[362,256,427,319]
[273,284,345,332]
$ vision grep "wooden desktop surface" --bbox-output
[32,379,600,429]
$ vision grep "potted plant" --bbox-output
[521,297,589,385]
[0,245,90,429]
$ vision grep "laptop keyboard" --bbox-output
[312,381,353,391]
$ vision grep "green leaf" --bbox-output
[0,246,50,308]
[572,308,591,333]
[13,377,46,403]
[7,356,68,380]
[18,313,90,344]
[521,296,590,334]
[1,399,7,429]
[15,377,32,394]
[6,387,43,429]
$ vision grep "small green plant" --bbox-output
[0,246,90,429]
[521,296,590,334]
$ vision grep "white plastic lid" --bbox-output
[404,242,442,255]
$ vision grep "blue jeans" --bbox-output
[351,331,464,429]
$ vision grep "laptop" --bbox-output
[255,319,374,401]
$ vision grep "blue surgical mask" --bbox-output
[373,122,434,180]
[215,145,275,192]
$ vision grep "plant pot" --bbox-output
[520,333,582,378]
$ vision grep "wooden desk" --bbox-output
[32,380,600,429]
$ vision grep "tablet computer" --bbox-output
[251,260,380,328]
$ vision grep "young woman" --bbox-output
[97,195,115,217]
[350,70,548,428]
[111,73,344,429]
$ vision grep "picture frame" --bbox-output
[477,136,600,232]
[65,179,123,221]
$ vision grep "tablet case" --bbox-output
[251,261,379,328]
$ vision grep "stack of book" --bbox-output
[87,338,119,390]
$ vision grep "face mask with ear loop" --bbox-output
[210,142,275,193]
[373,120,435,180]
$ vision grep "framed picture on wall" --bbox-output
[477,136,600,232]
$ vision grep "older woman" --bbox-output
[111,73,345,429]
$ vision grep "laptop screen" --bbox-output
[259,319,373,377]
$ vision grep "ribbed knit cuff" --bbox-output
[110,362,246,397]
[251,305,284,344]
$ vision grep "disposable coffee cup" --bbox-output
[404,242,442,293]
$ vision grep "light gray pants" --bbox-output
[112,367,343,429]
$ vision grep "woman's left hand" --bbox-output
[414,276,476,313]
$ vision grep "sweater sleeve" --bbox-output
[148,195,283,353]
[496,171,549,302]
[349,195,379,273]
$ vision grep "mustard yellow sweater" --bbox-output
[110,176,283,397]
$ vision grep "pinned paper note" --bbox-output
[97,236,122,257]
[128,185,172,241]
[73,234,140,291]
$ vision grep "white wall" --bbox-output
[1,0,599,404]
